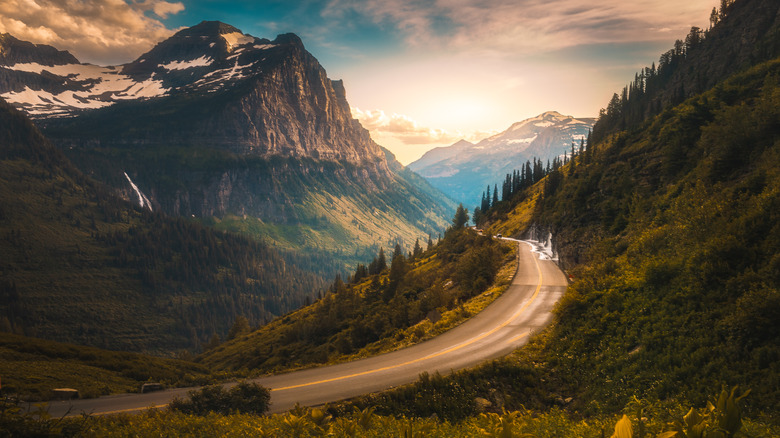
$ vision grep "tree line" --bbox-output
[472,137,589,227]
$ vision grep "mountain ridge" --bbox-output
[409,111,594,207]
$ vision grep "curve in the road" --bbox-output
[46,239,567,417]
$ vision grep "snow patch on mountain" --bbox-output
[2,86,113,115]
[0,62,170,115]
[507,135,537,145]
[221,32,255,48]
[161,55,213,71]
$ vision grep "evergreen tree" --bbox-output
[227,316,250,340]
[353,263,368,283]
[377,248,387,272]
[452,204,469,229]
[472,206,482,226]
[710,6,719,29]
[385,243,408,300]
[369,247,388,275]
[481,189,489,212]
[492,184,498,206]
[412,238,423,259]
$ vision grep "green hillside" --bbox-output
[0,333,213,400]
[475,57,780,416]
[0,99,332,354]
[199,225,516,373]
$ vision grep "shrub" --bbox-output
[168,381,270,416]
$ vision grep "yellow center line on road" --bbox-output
[270,243,544,392]
[89,404,169,416]
[507,331,531,344]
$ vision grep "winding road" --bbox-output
[45,238,567,417]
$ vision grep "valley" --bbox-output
[44,238,567,417]
[1,0,779,436]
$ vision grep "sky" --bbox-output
[0,0,717,164]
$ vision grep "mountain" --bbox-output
[0,22,455,266]
[478,0,780,413]
[408,111,594,208]
[0,98,336,354]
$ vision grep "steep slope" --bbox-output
[0,23,455,265]
[409,111,594,207]
[0,99,333,354]
[480,7,780,413]
[591,0,780,144]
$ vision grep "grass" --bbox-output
[0,333,215,401]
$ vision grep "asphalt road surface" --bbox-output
[45,238,567,417]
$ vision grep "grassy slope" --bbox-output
[198,229,516,373]
[205,166,456,271]
[531,59,780,414]
[0,333,213,400]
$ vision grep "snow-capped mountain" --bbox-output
[0,22,285,118]
[408,111,595,207]
[0,22,456,266]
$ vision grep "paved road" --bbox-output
[46,239,567,417]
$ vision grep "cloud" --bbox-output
[352,107,464,145]
[136,0,185,18]
[0,0,184,65]
[328,0,713,55]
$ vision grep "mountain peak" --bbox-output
[0,33,79,66]
[408,111,595,205]
[179,21,243,37]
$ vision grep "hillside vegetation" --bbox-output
[199,222,516,372]
[0,99,332,354]
[0,333,213,400]
[475,56,780,416]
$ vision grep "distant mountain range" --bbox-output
[0,22,456,266]
[408,111,595,208]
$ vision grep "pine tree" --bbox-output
[481,190,489,212]
[412,238,423,259]
[452,203,469,229]
[227,316,250,340]
[710,7,719,29]
[492,184,498,206]
[377,248,387,272]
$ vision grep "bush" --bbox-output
[168,381,270,416]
